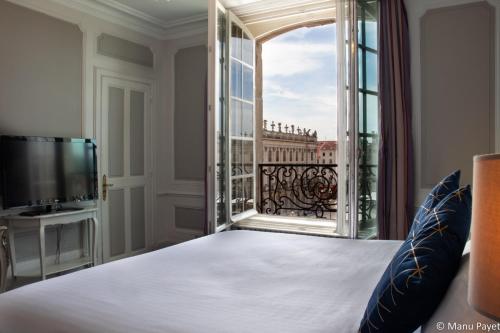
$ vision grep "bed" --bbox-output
[0,230,402,333]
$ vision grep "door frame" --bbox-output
[95,67,156,263]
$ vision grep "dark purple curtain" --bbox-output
[377,0,414,240]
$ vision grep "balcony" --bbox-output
[231,163,377,238]
[258,164,338,221]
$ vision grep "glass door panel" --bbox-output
[357,0,379,239]
[215,5,228,228]
[228,13,256,219]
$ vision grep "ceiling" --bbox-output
[108,0,208,24]
[220,0,334,24]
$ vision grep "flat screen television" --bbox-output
[0,136,98,209]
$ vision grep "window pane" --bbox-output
[231,99,242,137]
[242,140,253,175]
[365,21,377,50]
[358,49,364,89]
[366,94,378,134]
[359,92,365,132]
[231,60,242,98]
[243,66,253,102]
[366,51,377,92]
[231,178,243,215]
[231,139,243,176]
[231,23,242,60]
[242,32,253,65]
[241,102,253,138]
[243,177,254,211]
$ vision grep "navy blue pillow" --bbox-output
[409,170,460,237]
[360,186,472,333]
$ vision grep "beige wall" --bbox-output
[405,0,499,204]
[420,1,495,187]
[0,0,83,138]
[156,33,207,245]
[0,0,84,268]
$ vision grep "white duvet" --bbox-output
[0,230,401,333]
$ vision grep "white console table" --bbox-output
[3,208,98,280]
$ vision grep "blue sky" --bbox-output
[262,24,337,140]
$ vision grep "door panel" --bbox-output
[109,188,126,257]
[130,186,146,251]
[108,87,125,178]
[101,76,150,262]
[130,90,145,176]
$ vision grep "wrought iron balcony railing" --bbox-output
[259,164,339,220]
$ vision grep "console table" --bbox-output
[3,208,98,280]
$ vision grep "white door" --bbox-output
[208,1,256,233]
[100,75,152,262]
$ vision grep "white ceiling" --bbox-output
[108,0,208,23]
[220,0,333,22]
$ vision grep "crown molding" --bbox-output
[9,0,207,40]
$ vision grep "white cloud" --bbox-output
[261,25,338,139]
[262,42,335,77]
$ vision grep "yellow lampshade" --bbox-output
[469,153,500,320]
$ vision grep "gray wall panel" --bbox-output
[174,45,207,181]
[0,0,82,138]
[421,2,495,186]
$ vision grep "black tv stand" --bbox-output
[20,207,84,217]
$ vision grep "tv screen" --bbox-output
[0,136,98,209]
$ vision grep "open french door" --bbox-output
[208,0,378,238]
[207,1,257,233]
[337,0,380,239]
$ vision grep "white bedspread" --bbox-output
[0,230,401,333]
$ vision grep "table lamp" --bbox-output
[469,153,500,320]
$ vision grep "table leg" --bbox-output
[7,224,16,279]
[39,225,46,280]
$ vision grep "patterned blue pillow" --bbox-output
[360,186,472,333]
[409,170,461,237]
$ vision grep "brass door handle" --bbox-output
[102,175,114,201]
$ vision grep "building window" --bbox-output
[283,150,286,162]
[310,151,313,160]
[276,151,279,162]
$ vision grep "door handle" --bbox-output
[102,175,114,201]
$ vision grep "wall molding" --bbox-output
[160,35,207,202]
[405,0,500,204]
[7,0,207,40]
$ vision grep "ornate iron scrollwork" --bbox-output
[259,164,338,219]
